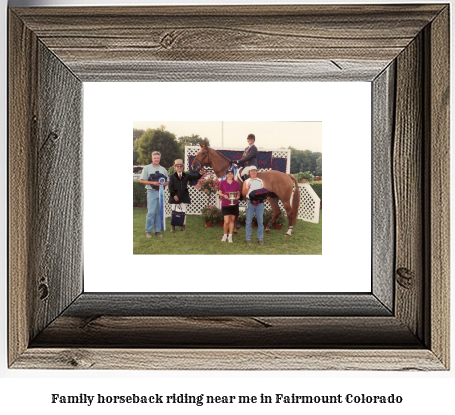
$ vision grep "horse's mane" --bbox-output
[208,146,230,162]
[199,144,232,177]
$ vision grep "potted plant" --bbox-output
[201,205,215,227]
[274,211,286,230]
[300,171,314,183]
[293,172,305,183]
[238,210,246,226]
[214,208,224,227]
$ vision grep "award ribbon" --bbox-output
[158,177,166,231]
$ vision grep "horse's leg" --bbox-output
[285,175,300,237]
[266,196,280,233]
[281,200,294,237]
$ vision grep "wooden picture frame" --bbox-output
[8,4,449,370]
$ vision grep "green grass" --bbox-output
[133,208,322,255]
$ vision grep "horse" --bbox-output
[191,143,300,236]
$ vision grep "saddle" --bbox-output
[236,166,245,182]
[236,166,253,182]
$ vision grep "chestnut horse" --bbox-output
[191,144,300,236]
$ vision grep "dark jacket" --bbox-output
[237,144,258,168]
[168,171,202,204]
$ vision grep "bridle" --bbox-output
[194,148,232,177]
[193,149,209,170]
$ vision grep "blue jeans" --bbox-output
[146,190,161,232]
[245,200,264,241]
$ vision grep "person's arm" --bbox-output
[140,179,162,186]
[237,146,258,164]
[235,182,241,199]
[140,167,161,187]
[219,181,228,200]
[188,169,205,181]
[139,167,150,185]
[242,180,250,197]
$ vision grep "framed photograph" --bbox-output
[84,82,368,293]
[8,4,449,370]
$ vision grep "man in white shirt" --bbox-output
[140,151,169,238]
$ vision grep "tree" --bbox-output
[288,147,322,174]
[133,128,145,141]
[310,151,322,173]
[133,139,140,165]
[289,147,310,174]
[136,127,182,168]
[133,129,145,165]
[178,134,210,153]
[301,150,313,172]
[315,155,322,176]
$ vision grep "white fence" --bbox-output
[162,182,320,224]
[136,146,320,224]
[165,146,320,223]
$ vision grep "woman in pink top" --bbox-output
[218,167,240,242]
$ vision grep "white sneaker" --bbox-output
[228,235,233,243]
[221,234,228,242]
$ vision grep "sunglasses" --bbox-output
[175,165,184,167]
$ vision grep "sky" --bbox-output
[133,121,322,152]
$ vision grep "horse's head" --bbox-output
[191,143,212,171]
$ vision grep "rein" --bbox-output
[195,147,232,177]
[193,150,209,168]
[208,148,232,177]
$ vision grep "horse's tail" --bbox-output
[288,174,300,225]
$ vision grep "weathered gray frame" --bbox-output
[8,4,449,370]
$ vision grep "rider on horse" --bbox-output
[234,134,258,181]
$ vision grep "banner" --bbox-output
[158,177,166,231]
[272,157,288,173]
[188,150,285,174]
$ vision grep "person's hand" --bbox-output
[199,169,205,175]
[174,196,179,201]
[224,195,228,199]
[163,181,169,186]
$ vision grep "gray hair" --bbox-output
[152,151,161,156]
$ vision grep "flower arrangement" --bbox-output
[194,173,220,205]
[293,172,305,182]
[301,171,314,183]
[294,171,314,183]
[201,205,222,223]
